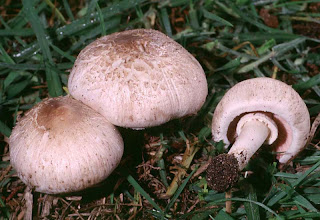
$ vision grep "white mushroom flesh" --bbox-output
[212,78,310,165]
[229,113,278,170]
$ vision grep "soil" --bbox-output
[259,8,279,28]
[292,3,320,39]
[206,154,239,192]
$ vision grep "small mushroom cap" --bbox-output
[68,29,208,129]
[211,78,310,164]
[9,96,124,194]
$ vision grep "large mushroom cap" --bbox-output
[68,29,208,129]
[212,78,310,164]
[9,96,124,194]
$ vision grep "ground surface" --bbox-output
[0,0,320,219]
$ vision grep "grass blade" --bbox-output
[0,120,11,137]
[56,0,147,38]
[293,74,320,90]
[209,197,283,219]
[202,8,233,27]
[43,0,66,24]
[228,1,283,33]
[244,185,260,220]
[127,175,163,214]
[0,62,73,71]
[62,0,74,21]
[238,38,306,73]
[45,64,63,97]
[215,209,234,220]
[157,159,169,187]
[22,0,53,63]
[7,78,31,98]
[161,8,173,37]
[49,43,76,63]
[0,44,15,64]
[4,71,22,90]
[0,196,10,218]
[96,2,106,36]
[0,29,34,37]
[309,104,320,116]
[69,16,121,51]
[287,212,320,219]
[296,204,313,220]
[22,0,62,97]
[293,194,318,212]
[165,168,197,213]
[292,159,320,187]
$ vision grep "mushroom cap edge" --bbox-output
[211,77,310,164]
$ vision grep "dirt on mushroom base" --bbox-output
[206,154,239,192]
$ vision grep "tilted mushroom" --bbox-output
[9,96,124,194]
[68,29,208,129]
[206,78,310,191]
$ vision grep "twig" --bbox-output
[17,210,25,220]
[24,187,33,220]
[221,41,259,58]
[60,198,85,220]
[0,165,12,182]
[43,0,67,24]
[40,195,54,218]
[163,139,199,198]
[6,186,23,202]
[192,157,212,179]
[186,198,200,213]
[225,190,232,214]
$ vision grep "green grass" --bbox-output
[1,0,320,219]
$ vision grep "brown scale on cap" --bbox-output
[206,154,239,192]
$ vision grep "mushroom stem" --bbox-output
[228,120,270,170]
[24,187,33,220]
[206,113,279,192]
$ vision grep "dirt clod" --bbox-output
[206,154,239,192]
[259,8,279,28]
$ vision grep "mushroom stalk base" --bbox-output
[228,120,270,170]
[206,154,239,192]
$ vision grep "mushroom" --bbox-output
[206,78,310,192]
[9,96,124,194]
[68,29,208,129]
